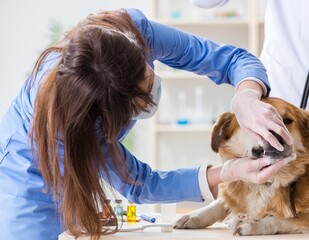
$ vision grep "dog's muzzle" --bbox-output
[251,131,293,163]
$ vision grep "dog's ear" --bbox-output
[211,112,236,153]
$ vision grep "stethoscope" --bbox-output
[289,69,309,219]
[300,70,309,109]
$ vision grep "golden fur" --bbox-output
[174,97,309,235]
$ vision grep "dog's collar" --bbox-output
[288,181,298,218]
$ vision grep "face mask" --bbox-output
[132,74,162,120]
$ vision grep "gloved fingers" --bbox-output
[265,120,293,146]
[262,105,292,144]
[257,128,285,151]
[271,114,288,129]
[268,104,283,121]
[254,156,272,169]
[256,153,295,170]
[251,114,292,151]
[255,158,285,184]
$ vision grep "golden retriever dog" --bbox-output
[173,97,309,235]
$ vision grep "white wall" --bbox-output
[0,0,150,118]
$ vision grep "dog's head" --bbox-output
[211,97,309,184]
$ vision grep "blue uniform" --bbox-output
[0,9,269,240]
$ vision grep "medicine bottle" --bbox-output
[113,199,123,222]
[126,201,136,223]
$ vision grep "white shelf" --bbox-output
[158,18,249,26]
[156,71,205,80]
[153,124,213,133]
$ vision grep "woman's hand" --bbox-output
[220,153,296,184]
[230,87,292,151]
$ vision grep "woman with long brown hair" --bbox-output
[0,8,292,240]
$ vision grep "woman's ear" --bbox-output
[211,112,236,153]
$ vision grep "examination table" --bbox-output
[59,222,309,240]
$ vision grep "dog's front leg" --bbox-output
[173,198,228,229]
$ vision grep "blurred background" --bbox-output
[0,0,266,215]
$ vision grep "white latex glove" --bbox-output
[230,89,292,151]
[220,153,296,184]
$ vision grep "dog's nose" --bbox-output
[251,146,264,158]
[269,130,285,145]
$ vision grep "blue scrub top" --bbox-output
[0,8,269,240]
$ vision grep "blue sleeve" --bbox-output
[127,8,270,92]
[102,142,203,204]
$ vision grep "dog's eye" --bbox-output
[283,118,293,125]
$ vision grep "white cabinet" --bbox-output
[151,67,234,170]
[145,0,266,213]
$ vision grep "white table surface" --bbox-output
[59,222,309,240]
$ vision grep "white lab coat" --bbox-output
[260,0,309,108]
[191,0,309,108]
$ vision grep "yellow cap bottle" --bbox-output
[127,201,136,223]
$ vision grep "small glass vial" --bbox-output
[113,199,123,222]
[126,201,136,223]
[177,91,189,125]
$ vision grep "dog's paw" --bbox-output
[226,213,250,229]
[172,214,208,229]
[233,218,258,236]
[173,199,226,230]
[232,216,278,236]
[233,215,304,235]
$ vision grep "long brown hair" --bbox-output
[30,9,151,239]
